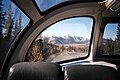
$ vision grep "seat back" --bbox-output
[7,62,64,80]
[65,65,118,80]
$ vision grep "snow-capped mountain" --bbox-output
[43,35,90,44]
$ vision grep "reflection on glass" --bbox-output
[35,0,69,11]
[100,23,120,55]
[0,0,30,70]
[26,17,93,62]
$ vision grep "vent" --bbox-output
[110,0,120,12]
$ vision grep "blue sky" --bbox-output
[103,23,118,40]
[35,0,65,11]
[42,17,93,39]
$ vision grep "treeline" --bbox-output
[100,23,120,55]
[26,37,89,62]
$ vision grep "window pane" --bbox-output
[35,0,69,11]
[99,23,120,55]
[35,0,105,12]
[26,17,93,62]
[0,0,30,70]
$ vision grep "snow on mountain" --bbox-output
[43,35,90,44]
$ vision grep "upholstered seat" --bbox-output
[65,65,118,80]
[7,62,64,80]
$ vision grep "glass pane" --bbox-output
[99,23,120,55]
[26,17,93,62]
[35,0,69,11]
[35,0,105,12]
[0,0,30,70]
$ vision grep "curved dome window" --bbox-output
[35,0,105,12]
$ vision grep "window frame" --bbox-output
[32,0,105,16]
[95,17,120,58]
[25,16,95,64]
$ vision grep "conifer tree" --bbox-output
[117,23,120,41]
[18,13,22,29]
[5,4,14,41]
[0,0,5,37]
[115,23,120,54]
[14,19,19,36]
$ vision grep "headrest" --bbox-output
[7,62,63,80]
[65,65,118,80]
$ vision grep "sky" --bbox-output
[42,17,93,39]
[35,0,66,11]
[103,23,118,40]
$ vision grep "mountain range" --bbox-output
[43,36,90,45]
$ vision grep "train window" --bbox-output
[0,0,30,70]
[26,17,93,62]
[99,23,120,55]
[35,0,105,12]
[35,0,69,11]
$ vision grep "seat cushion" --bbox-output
[7,62,64,80]
[65,65,118,80]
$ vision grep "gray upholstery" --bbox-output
[7,62,119,80]
[65,65,118,80]
[7,62,63,80]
